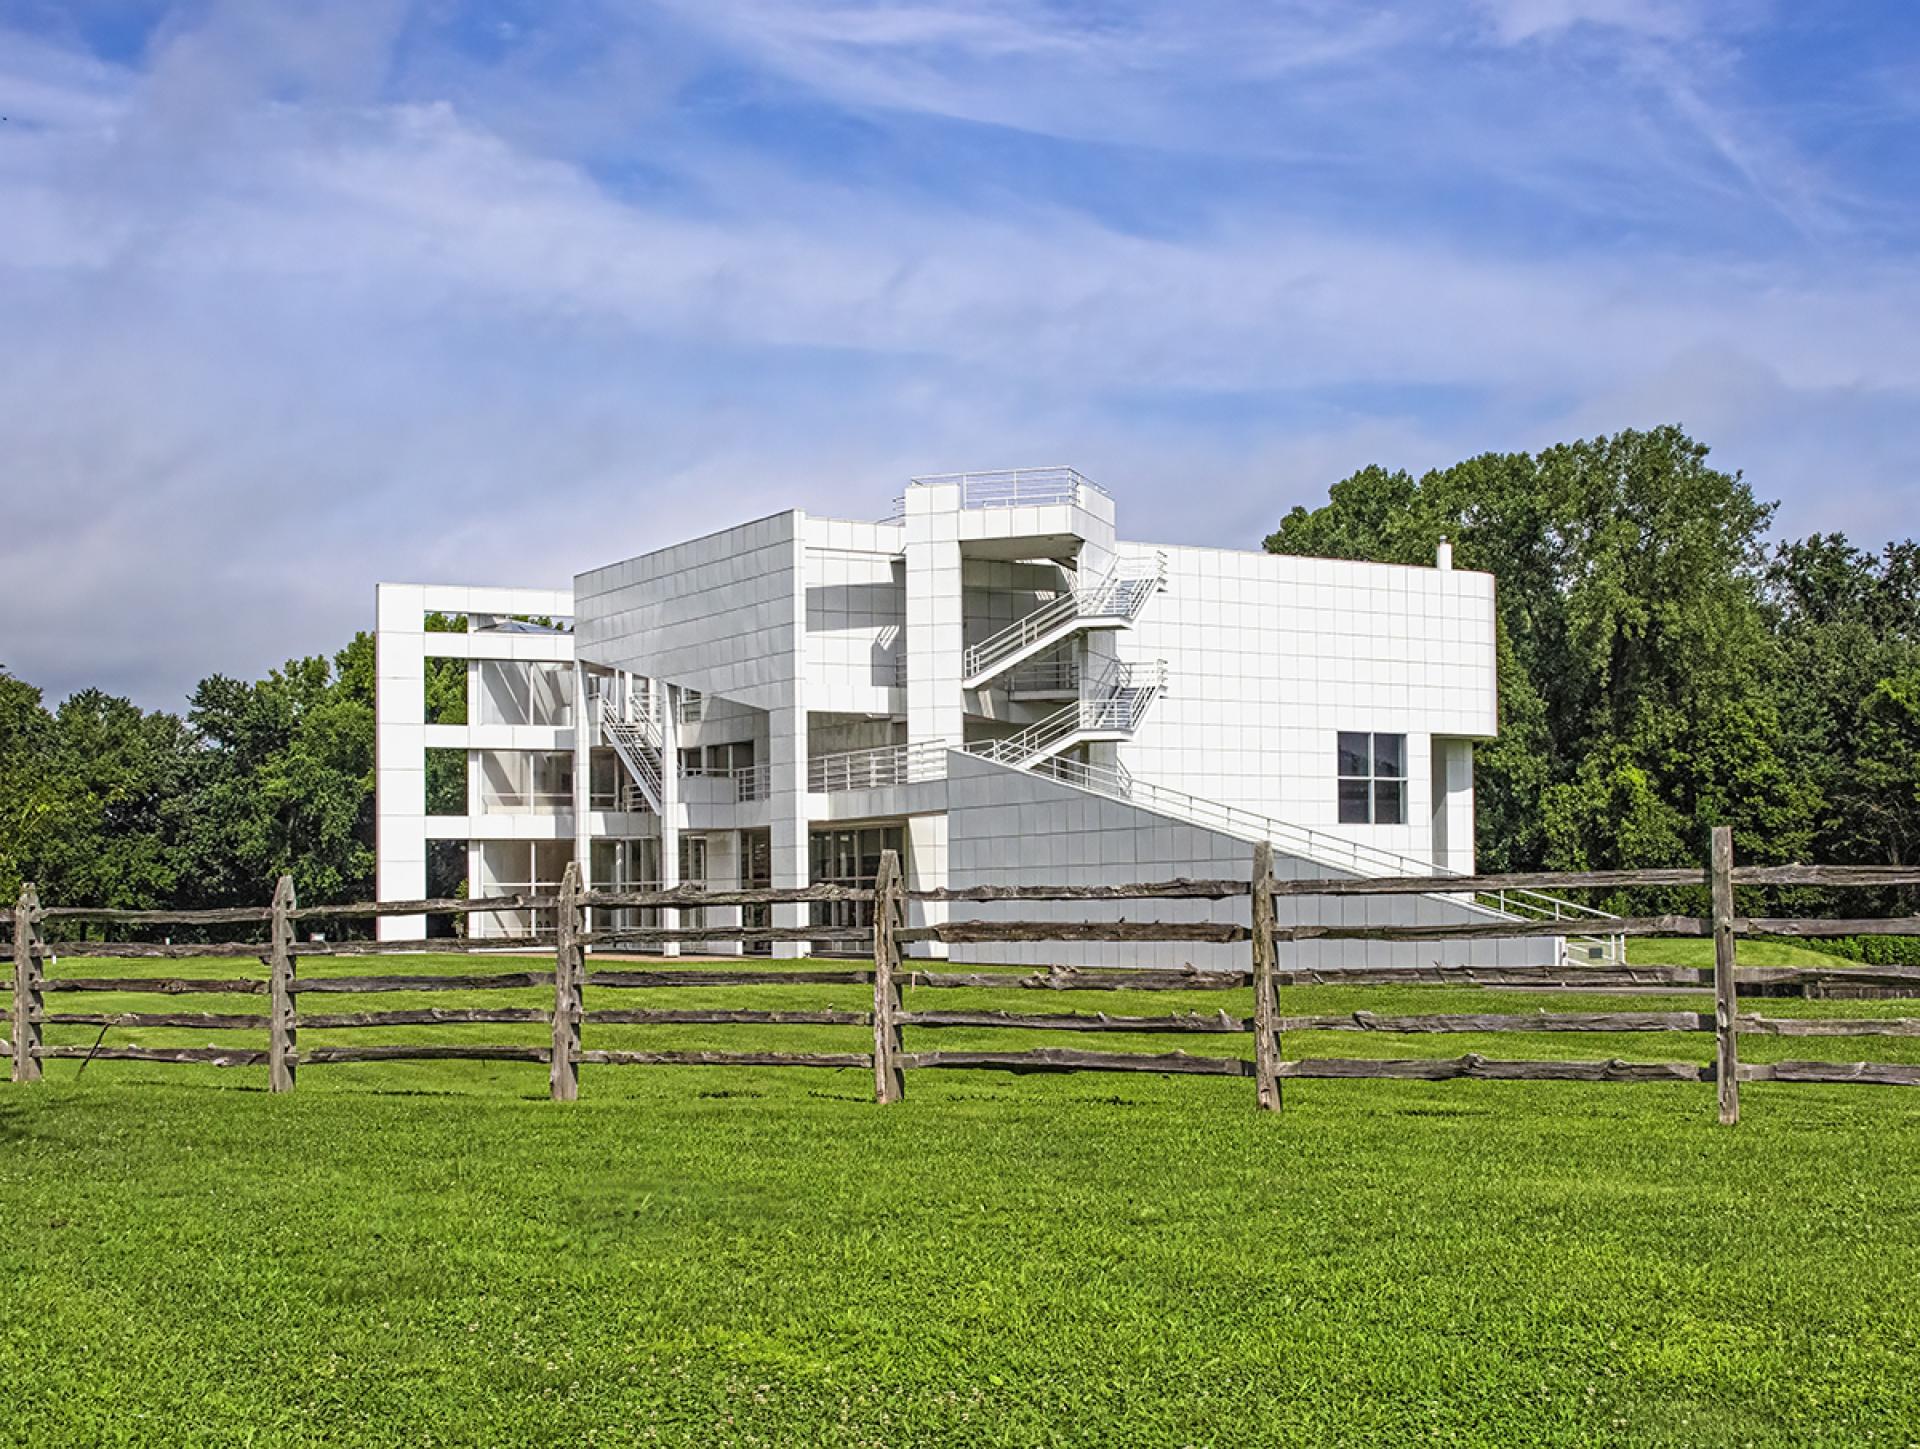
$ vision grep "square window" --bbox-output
[1336,730,1407,825]
[1338,779,1371,823]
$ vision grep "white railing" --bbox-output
[589,782,648,813]
[683,762,771,803]
[1006,754,1625,962]
[600,699,664,812]
[962,552,1165,684]
[970,704,1087,768]
[964,592,1079,682]
[732,761,770,801]
[807,741,951,794]
[969,660,1166,768]
[1007,657,1080,693]
[911,467,1109,511]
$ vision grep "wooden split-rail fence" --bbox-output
[6,830,1920,1120]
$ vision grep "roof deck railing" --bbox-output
[886,467,1109,519]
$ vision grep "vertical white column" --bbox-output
[769,699,811,958]
[904,485,964,753]
[375,584,429,941]
[1446,738,1477,876]
[770,519,814,959]
[659,682,682,958]
[706,830,744,956]
[904,814,948,961]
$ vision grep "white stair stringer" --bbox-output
[962,553,1165,689]
[961,751,1624,964]
[600,699,665,814]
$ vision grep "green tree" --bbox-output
[1765,538,1920,904]
[181,638,375,908]
[1267,426,1817,887]
[0,672,198,914]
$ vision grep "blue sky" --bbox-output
[2,0,1917,705]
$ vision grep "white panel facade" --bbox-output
[376,467,1602,966]
[944,753,1554,971]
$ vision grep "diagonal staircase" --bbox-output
[600,698,665,814]
[962,553,1165,690]
[970,660,1167,770]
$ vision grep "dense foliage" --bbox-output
[1266,426,1919,913]
[0,636,376,913]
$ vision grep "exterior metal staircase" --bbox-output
[970,752,1625,963]
[970,660,1167,770]
[600,698,666,814]
[961,553,1166,690]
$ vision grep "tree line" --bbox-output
[2,425,1914,936]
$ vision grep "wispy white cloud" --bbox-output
[1471,0,1711,44]
[0,2,1914,705]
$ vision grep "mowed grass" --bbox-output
[1628,936,1849,969]
[4,946,1920,1447]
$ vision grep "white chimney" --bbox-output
[1436,537,1453,571]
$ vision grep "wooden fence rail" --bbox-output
[7,837,1920,1117]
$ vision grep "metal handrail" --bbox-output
[962,552,1165,683]
[589,784,647,812]
[1007,657,1080,693]
[807,741,951,793]
[684,762,771,803]
[970,660,1167,767]
[909,467,1109,509]
[1007,754,1625,961]
[600,699,663,810]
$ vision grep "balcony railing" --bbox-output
[807,741,951,794]
[684,762,771,803]
[589,783,648,813]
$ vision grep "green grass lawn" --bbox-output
[4,945,1919,1447]
[1627,936,1846,969]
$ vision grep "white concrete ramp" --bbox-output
[942,752,1565,972]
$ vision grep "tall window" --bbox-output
[1337,732,1406,825]
[810,824,904,955]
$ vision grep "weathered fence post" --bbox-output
[268,874,297,1093]
[551,862,584,1102]
[11,884,42,1084]
[1251,842,1281,1112]
[871,849,906,1104]
[1710,825,1739,1125]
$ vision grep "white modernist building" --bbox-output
[375,469,1617,966]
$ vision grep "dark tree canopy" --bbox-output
[1,634,376,914]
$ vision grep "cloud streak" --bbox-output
[0,1,1915,707]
